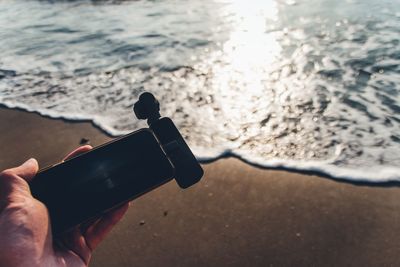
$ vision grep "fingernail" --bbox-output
[23,158,34,164]
[23,158,37,166]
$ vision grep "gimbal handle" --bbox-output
[134,92,203,188]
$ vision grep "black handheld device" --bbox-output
[29,92,203,235]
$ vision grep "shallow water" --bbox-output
[1,0,400,182]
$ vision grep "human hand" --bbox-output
[0,145,129,267]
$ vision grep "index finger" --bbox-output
[63,145,93,161]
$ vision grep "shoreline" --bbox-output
[3,107,400,266]
[1,104,398,186]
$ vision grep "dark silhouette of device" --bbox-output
[29,92,203,235]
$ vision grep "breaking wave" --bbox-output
[1,0,400,182]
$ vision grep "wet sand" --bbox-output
[2,107,400,266]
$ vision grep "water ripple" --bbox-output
[1,0,400,182]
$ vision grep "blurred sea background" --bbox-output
[0,0,399,182]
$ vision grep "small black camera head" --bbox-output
[133,92,161,125]
[134,92,203,188]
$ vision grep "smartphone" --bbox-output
[30,129,175,234]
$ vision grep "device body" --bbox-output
[29,93,203,235]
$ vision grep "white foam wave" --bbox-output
[0,99,132,137]
[195,147,400,183]
[3,98,400,184]
[1,0,400,184]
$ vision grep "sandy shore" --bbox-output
[2,107,400,266]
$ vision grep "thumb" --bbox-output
[0,158,39,192]
[0,159,39,208]
[6,158,39,182]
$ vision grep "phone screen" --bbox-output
[30,129,174,234]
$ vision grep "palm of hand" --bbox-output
[0,146,129,267]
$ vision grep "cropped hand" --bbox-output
[0,145,129,267]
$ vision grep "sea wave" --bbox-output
[2,97,400,184]
[1,0,400,183]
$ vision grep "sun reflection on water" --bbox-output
[210,0,281,123]
[3,0,400,177]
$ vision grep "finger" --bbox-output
[84,202,130,250]
[0,159,39,206]
[63,145,92,161]
[4,158,39,182]
[59,227,92,266]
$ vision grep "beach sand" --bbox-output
[2,107,400,266]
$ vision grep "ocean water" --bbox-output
[1,0,400,182]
